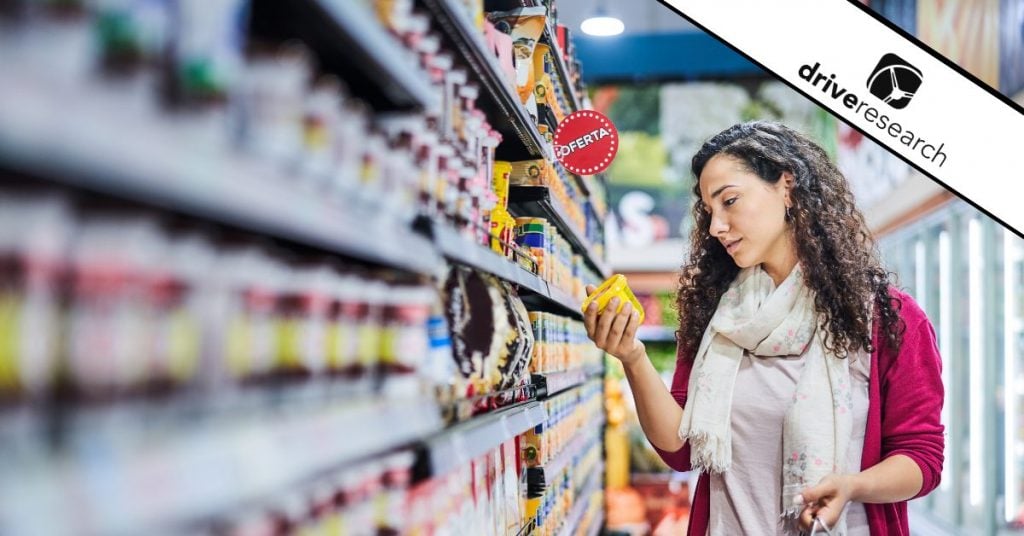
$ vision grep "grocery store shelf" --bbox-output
[589,197,607,224]
[417,218,582,317]
[533,432,596,487]
[250,0,437,111]
[420,0,552,162]
[481,0,584,115]
[538,103,560,131]
[637,325,677,343]
[542,25,583,114]
[508,186,610,278]
[0,76,444,277]
[0,396,443,536]
[422,400,548,477]
[552,160,592,198]
[558,466,603,536]
[532,366,603,399]
[544,284,584,317]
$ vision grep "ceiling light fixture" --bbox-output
[581,3,624,37]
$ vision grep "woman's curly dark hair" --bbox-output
[676,121,904,359]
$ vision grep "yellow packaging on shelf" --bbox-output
[509,159,547,186]
[580,274,645,324]
[489,207,516,256]
[492,161,513,208]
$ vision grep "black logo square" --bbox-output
[866,53,923,109]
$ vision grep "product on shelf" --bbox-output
[528,312,604,375]
[497,282,536,392]
[483,20,517,91]
[507,159,587,241]
[487,7,547,115]
[407,438,523,536]
[66,212,208,399]
[235,41,313,169]
[439,265,534,418]
[446,0,586,116]
[516,216,572,294]
[522,380,602,469]
[521,380,605,535]
[0,192,72,401]
[0,1,609,534]
[172,0,249,105]
[409,382,605,536]
[0,189,441,405]
[210,450,416,536]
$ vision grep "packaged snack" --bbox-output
[483,21,517,91]
[488,207,516,256]
[0,193,70,399]
[509,159,547,187]
[441,266,508,400]
[581,274,645,324]
[495,282,534,392]
[486,7,546,105]
[491,160,513,209]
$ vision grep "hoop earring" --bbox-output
[785,206,791,221]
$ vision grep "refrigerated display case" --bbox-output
[879,199,1024,534]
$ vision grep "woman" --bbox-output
[584,121,944,535]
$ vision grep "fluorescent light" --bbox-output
[915,238,926,312]
[938,230,951,492]
[1004,230,1020,523]
[581,16,624,36]
[968,218,983,507]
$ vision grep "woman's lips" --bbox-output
[724,238,741,254]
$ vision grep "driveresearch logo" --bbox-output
[798,59,947,168]
[866,53,923,109]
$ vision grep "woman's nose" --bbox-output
[709,213,728,237]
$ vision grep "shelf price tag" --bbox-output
[554,110,619,176]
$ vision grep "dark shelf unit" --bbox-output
[420,400,548,478]
[508,186,610,278]
[421,0,552,162]
[249,0,438,111]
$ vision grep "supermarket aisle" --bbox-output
[0,1,608,535]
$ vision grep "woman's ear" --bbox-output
[780,171,796,205]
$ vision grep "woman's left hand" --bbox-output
[796,474,856,532]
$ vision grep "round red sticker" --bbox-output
[554,110,618,175]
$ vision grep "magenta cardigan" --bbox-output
[654,288,945,536]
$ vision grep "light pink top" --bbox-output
[707,349,871,535]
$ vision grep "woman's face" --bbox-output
[698,154,794,271]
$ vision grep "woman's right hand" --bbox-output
[583,284,646,367]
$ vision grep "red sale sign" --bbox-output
[554,110,619,175]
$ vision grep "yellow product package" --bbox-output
[509,159,547,187]
[489,207,516,256]
[492,160,513,209]
[581,274,645,324]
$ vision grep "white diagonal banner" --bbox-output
[660,0,1024,236]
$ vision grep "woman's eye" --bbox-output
[724,197,738,207]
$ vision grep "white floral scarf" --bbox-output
[677,264,862,533]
